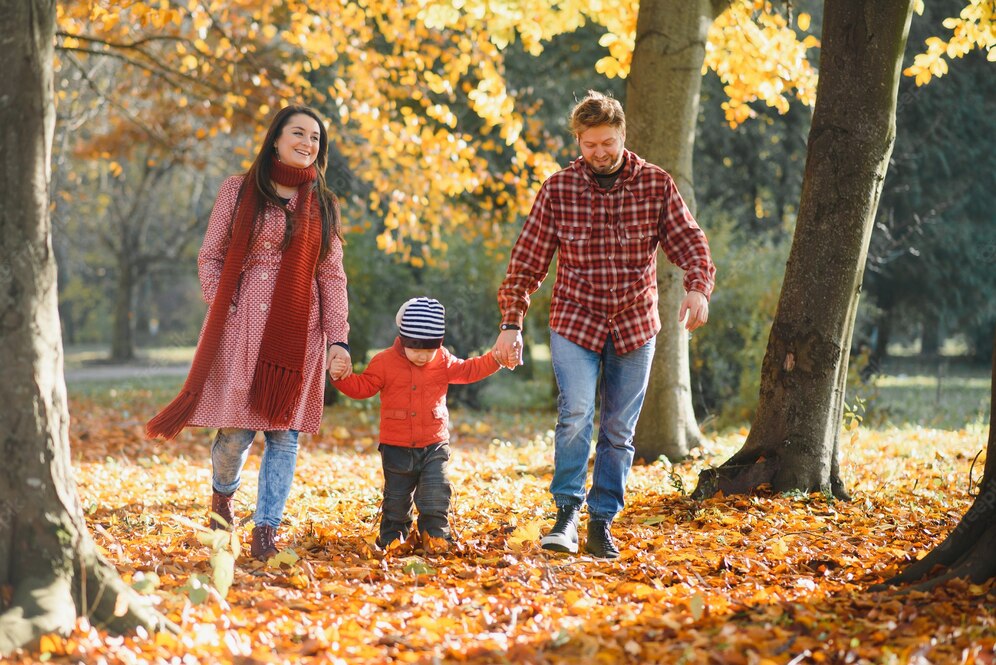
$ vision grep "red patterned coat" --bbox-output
[187,175,349,433]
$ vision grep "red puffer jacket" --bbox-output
[333,338,500,447]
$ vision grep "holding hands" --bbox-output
[494,329,524,370]
[327,345,353,381]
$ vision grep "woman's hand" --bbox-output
[327,345,353,380]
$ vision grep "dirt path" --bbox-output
[64,364,189,382]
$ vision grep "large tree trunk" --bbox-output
[627,0,731,463]
[0,1,168,655]
[874,328,996,590]
[693,0,916,499]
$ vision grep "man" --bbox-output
[494,91,715,559]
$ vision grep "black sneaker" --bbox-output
[585,520,620,559]
[540,504,580,553]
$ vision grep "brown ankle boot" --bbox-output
[251,525,279,561]
[209,491,235,530]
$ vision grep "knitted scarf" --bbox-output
[147,159,322,439]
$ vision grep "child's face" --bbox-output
[404,346,438,366]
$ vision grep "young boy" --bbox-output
[331,297,501,552]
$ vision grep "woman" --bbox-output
[147,105,351,561]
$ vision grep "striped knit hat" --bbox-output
[396,297,445,348]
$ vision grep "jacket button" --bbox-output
[264,241,272,249]
[411,412,416,416]
[260,303,268,312]
[261,271,269,280]
[229,305,236,313]
[412,385,417,390]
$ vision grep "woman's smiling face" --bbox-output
[273,113,321,168]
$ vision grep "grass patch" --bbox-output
[68,375,185,406]
[865,373,990,430]
[64,344,195,369]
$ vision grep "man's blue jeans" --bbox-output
[211,428,299,528]
[549,329,655,522]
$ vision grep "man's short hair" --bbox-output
[569,90,625,136]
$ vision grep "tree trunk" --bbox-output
[871,304,893,372]
[627,0,730,462]
[920,310,940,358]
[110,256,136,362]
[873,327,996,590]
[693,0,916,499]
[0,1,169,655]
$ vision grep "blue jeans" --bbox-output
[378,442,453,545]
[211,428,299,528]
[549,329,655,522]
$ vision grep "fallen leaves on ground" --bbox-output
[7,393,994,664]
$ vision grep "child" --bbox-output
[332,297,501,552]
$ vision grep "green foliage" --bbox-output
[864,0,996,360]
[690,214,791,427]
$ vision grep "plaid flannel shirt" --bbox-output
[498,150,716,354]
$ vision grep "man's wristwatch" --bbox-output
[500,323,520,331]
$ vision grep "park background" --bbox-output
[3,0,995,663]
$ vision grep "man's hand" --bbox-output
[678,291,709,332]
[494,329,524,369]
[327,345,353,380]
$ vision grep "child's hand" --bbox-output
[327,347,353,380]
[494,330,524,370]
[491,345,517,370]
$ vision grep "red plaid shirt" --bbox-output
[498,150,716,354]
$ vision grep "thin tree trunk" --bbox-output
[872,305,893,371]
[110,257,136,361]
[920,310,941,358]
[873,327,996,590]
[0,1,169,654]
[627,0,731,462]
[693,0,916,499]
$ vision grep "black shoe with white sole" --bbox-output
[540,504,580,553]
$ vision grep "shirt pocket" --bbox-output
[619,197,662,264]
[555,222,593,265]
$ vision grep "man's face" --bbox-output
[577,124,625,174]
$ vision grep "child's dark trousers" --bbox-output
[378,441,452,546]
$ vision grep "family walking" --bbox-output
[147,91,715,561]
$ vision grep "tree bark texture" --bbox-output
[874,328,996,590]
[627,0,730,462]
[693,0,916,499]
[0,0,167,654]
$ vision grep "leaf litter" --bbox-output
[6,394,993,664]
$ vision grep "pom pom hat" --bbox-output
[397,297,445,348]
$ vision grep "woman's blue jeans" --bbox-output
[211,428,299,528]
[549,329,655,522]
